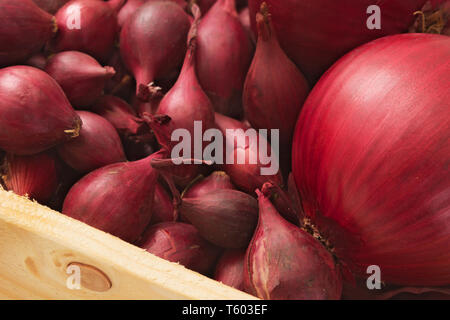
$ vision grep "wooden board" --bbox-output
[0,189,256,300]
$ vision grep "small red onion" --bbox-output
[0,0,56,67]
[196,0,253,117]
[63,150,165,243]
[215,112,283,194]
[244,185,343,300]
[243,4,309,174]
[179,189,258,249]
[120,1,191,101]
[57,111,126,173]
[0,66,81,155]
[52,0,124,62]
[45,51,115,107]
[139,222,221,275]
[183,171,234,198]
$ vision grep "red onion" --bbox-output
[1,152,60,203]
[45,51,115,107]
[243,4,309,174]
[92,95,156,162]
[25,53,48,70]
[196,0,253,117]
[139,222,221,275]
[292,34,450,286]
[91,95,149,142]
[150,153,212,189]
[248,0,430,82]
[215,112,283,194]
[118,0,187,29]
[57,111,126,173]
[214,249,246,291]
[52,0,124,62]
[33,0,71,13]
[120,1,191,101]
[104,49,134,101]
[46,160,81,212]
[63,150,165,243]
[179,189,258,248]
[244,186,342,300]
[150,183,176,224]
[150,6,215,152]
[183,171,234,198]
[0,0,56,67]
[0,66,81,155]
[239,6,254,43]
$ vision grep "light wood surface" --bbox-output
[0,189,256,300]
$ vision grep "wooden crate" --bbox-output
[0,189,256,300]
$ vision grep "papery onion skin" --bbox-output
[63,151,164,243]
[120,1,191,101]
[57,111,126,173]
[196,0,254,117]
[0,0,56,67]
[1,152,60,203]
[0,66,81,155]
[139,222,221,275]
[292,33,450,286]
[45,51,116,107]
[248,0,428,82]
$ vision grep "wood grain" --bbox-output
[0,189,256,300]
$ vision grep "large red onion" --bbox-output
[120,1,191,101]
[243,4,309,174]
[139,222,221,275]
[52,0,124,62]
[0,0,57,67]
[33,0,71,13]
[215,112,283,194]
[45,51,115,107]
[57,111,126,173]
[248,0,429,82]
[0,66,81,155]
[292,33,450,286]
[196,0,253,117]
[1,152,60,203]
[244,185,342,300]
[63,151,164,243]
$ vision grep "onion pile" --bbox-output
[0,0,448,301]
